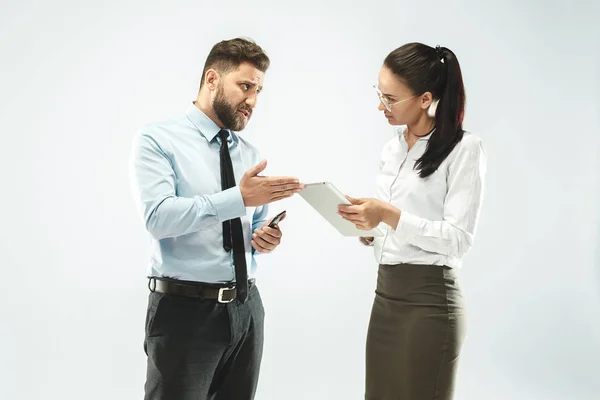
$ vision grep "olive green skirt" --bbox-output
[365,263,467,400]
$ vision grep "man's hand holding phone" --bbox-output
[252,211,286,253]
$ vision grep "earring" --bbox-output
[427,99,439,118]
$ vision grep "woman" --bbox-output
[338,43,486,400]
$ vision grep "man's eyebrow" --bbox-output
[238,80,263,91]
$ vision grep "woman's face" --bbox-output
[376,66,429,126]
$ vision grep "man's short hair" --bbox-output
[200,37,270,88]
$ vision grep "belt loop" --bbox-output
[148,277,156,292]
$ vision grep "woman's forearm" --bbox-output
[381,202,401,230]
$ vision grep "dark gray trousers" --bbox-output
[143,284,265,400]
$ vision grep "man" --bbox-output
[129,37,304,400]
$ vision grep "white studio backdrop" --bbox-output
[1,0,599,399]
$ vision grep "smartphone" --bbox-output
[268,210,286,228]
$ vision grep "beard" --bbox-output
[213,85,251,131]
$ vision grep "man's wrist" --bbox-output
[240,186,248,206]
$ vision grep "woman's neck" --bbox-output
[405,117,435,149]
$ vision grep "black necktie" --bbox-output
[218,129,248,302]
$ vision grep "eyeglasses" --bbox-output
[373,85,416,112]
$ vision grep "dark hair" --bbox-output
[384,42,466,178]
[199,37,270,88]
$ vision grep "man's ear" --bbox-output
[205,69,220,91]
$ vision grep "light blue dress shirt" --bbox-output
[129,103,269,283]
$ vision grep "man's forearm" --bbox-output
[144,187,246,240]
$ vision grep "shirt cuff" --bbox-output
[394,210,422,242]
[209,186,246,222]
[252,220,266,232]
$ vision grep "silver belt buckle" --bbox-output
[217,286,235,303]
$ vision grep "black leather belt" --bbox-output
[148,277,255,303]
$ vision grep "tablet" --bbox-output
[298,182,384,237]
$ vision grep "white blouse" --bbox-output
[373,126,487,269]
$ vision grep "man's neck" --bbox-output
[194,99,225,129]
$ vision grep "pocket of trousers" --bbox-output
[145,292,164,337]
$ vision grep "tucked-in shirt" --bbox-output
[129,103,269,283]
[373,126,487,269]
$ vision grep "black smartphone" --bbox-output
[268,210,286,228]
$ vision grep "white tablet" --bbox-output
[298,182,384,237]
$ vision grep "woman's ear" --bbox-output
[421,91,434,110]
[421,91,438,118]
[427,99,439,118]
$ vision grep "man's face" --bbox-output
[212,62,264,131]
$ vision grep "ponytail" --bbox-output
[415,46,466,178]
[384,43,467,179]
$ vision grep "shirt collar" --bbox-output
[397,125,435,143]
[185,102,238,144]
